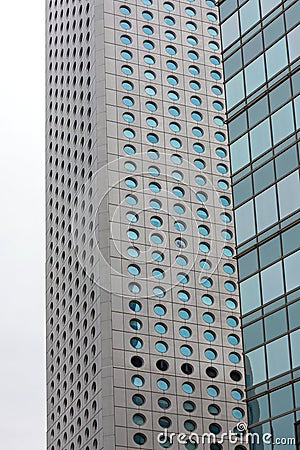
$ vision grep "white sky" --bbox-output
[0,1,46,449]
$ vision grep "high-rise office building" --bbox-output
[46,1,248,450]
[220,0,300,447]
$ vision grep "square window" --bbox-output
[261,261,284,304]
[240,273,261,314]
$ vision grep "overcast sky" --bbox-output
[0,1,46,449]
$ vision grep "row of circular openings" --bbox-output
[120,31,220,52]
[119,4,218,22]
[120,48,222,67]
[122,127,226,143]
[121,84,224,111]
[49,1,90,16]
[120,20,220,38]
[129,299,240,327]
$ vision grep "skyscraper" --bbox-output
[46,1,248,450]
[220,0,300,447]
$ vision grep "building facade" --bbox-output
[220,0,300,447]
[46,1,248,450]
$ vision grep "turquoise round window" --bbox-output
[131,375,144,387]
[205,349,217,360]
[157,379,170,390]
[203,312,215,324]
[180,345,192,356]
[202,294,213,306]
[120,20,131,30]
[197,208,208,220]
[154,304,166,316]
[227,316,239,327]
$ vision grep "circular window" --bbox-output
[207,386,219,397]
[225,298,237,310]
[180,345,193,357]
[229,352,241,364]
[121,35,132,45]
[130,337,143,349]
[182,382,195,394]
[123,96,134,107]
[154,304,166,316]
[171,154,182,164]
[145,85,157,96]
[152,251,164,262]
[203,312,215,324]
[208,404,220,416]
[151,233,163,244]
[129,300,141,312]
[146,101,157,112]
[155,341,168,353]
[200,277,213,289]
[142,25,153,35]
[178,308,191,320]
[173,187,185,198]
[166,45,177,55]
[148,149,159,159]
[128,282,141,294]
[228,334,240,345]
[204,330,216,342]
[227,316,239,327]
[129,318,142,331]
[127,229,139,240]
[153,286,166,298]
[186,21,197,30]
[152,268,165,280]
[199,242,210,253]
[133,413,146,426]
[209,41,219,50]
[166,60,178,70]
[202,294,213,306]
[126,212,138,223]
[190,95,201,106]
[155,323,168,334]
[183,401,196,412]
[198,225,210,236]
[125,194,137,205]
[157,379,170,390]
[142,10,153,20]
[211,70,222,80]
[205,348,217,360]
[184,419,196,431]
[120,20,131,30]
[224,281,236,292]
[223,246,234,257]
[120,5,131,14]
[131,375,144,387]
[169,106,180,116]
[150,199,162,210]
[124,144,136,155]
[189,80,201,90]
[185,7,196,16]
[133,433,147,445]
[189,65,200,75]
[128,264,141,276]
[122,80,133,90]
[158,397,171,409]
[206,367,218,378]
[232,408,244,419]
[127,246,140,258]
[132,394,145,406]
[164,16,175,26]
[121,50,133,60]
[208,26,218,36]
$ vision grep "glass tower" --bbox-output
[220,0,300,447]
[46,1,248,450]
